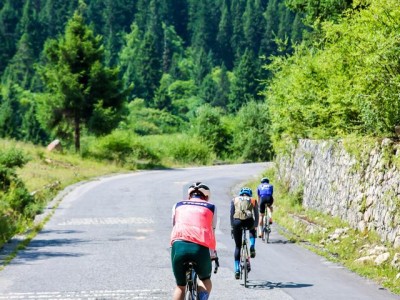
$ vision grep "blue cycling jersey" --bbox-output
[257,183,273,197]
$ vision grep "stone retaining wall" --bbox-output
[276,139,400,248]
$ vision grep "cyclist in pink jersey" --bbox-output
[170,182,217,300]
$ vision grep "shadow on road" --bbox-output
[245,280,313,290]
[264,239,295,244]
[7,229,87,264]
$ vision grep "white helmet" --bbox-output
[188,182,210,199]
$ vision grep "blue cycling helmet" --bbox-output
[261,177,269,183]
[239,187,252,197]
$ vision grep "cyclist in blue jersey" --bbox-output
[257,177,274,237]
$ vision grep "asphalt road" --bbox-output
[0,163,398,300]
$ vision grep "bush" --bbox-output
[0,147,35,247]
[191,104,232,159]
[231,101,274,161]
[168,138,214,165]
[142,133,215,165]
[82,131,160,168]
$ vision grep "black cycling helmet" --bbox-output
[188,182,210,199]
[261,177,269,183]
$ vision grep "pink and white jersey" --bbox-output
[170,198,217,250]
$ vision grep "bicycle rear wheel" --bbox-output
[184,268,198,299]
[264,224,270,243]
[262,215,268,243]
[184,282,192,300]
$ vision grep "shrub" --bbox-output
[83,131,160,168]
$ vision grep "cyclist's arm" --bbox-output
[253,199,259,225]
[229,200,235,227]
[212,205,217,230]
[171,203,177,226]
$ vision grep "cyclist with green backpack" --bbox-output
[230,187,259,279]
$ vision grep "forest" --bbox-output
[2,1,397,161]
[0,0,307,163]
[1,0,400,244]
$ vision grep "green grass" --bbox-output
[0,139,128,194]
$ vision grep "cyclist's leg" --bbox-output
[243,218,256,258]
[267,196,274,223]
[232,219,243,278]
[197,279,211,300]
[193,244,212,300]
[258,198,266,237]
[171,241,189,300]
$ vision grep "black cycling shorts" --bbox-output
[259,195,274,214]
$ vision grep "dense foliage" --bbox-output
[265,0,400,149]
[0,0,307,161]
[0,148,36,246]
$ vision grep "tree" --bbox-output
[285,0,354,25]
[192,104,232,158]
[119,22,141,99]
[0,0,23,74]
[0,83,23,139]
[216,0,234,69]
[230,0,246,60]
[38,8,127,152]
[242,0,265,55]
[231,101,273,161]
[228,48,261,112]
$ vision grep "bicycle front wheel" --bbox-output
[241,247,248,287]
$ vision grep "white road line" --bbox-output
[58,217,154,226]
[0,289,168,299]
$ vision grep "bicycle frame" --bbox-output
[262,207,272,243]
[184,259,219,300]
[184,262,198,300]
[240,227,250,287]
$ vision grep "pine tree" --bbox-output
[165,0,189,45]
[216,0,234,69]
[162,23,184,74]
[38,8,127,152]
[242,0,265,55]
[0,0,23,74]
[228,48,261,112]
[0,83,22,139]
[119,22,141,99]
[188,0,219,57]
[230,0,246,61]
[214,64,230,108]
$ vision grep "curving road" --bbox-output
[0,163,398,300]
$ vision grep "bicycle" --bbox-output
[261,206,272,243]
[184,257,219,300]
[239,227,251,288]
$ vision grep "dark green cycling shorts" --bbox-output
[171,240,212,286]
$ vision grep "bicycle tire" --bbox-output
[184,265,198,300]
[265,225,270,243]
[191,269,198,300]
[264,210,271,243]
[184,284,192,300]
[241,246,248,287]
